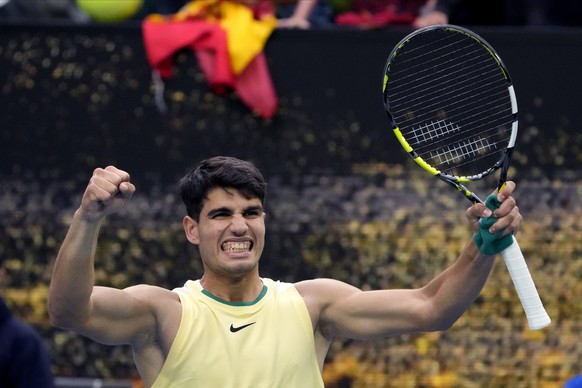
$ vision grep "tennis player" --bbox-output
[48,156,522,387]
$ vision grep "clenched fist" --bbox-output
[78,166,135,222]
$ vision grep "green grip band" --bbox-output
[473,194,513,255]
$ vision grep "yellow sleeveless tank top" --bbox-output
[151,278,324,388]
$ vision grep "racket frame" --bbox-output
[382,24,551,330]
[383,25,519,203]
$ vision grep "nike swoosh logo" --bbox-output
[229,322,256,333]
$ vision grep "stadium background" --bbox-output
[1,23,582,387]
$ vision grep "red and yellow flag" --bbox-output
[142,0,278,118]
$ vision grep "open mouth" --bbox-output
[221,241,252,253]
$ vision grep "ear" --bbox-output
[183,216,200,245]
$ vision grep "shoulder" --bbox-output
[294,278,361,308]
[123,284,180,308]
[262,277,292,289]
[294,278,360,295]
[123,284,182,350]
[293,279,363,339]
[124,284,179,297]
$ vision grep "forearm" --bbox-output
[420,240,495,330]
[48,210,103,328]
[291,0,316,20]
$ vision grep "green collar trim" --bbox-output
[201,284,268,306]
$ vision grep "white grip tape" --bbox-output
[501,236,551,330]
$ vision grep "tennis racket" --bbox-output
[381,24,550,330]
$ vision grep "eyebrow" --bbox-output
[245,205,264,213]
[206,205,263,218]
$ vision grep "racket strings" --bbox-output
[404,88,512,146]
[390,69,507,119]
[388,45,511,129]
[424,136,506,173]
[410,106,513,157]
[395,82,513,173]
[414,116,511,175]
[407,118,507,173]
[391,33,459,65]
[387,58,511,128]
[410,117,507,152]
[384,30,515,176]
[388,45,497,96]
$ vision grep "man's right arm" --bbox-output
[48,211,104,329]
[47,167,156,345]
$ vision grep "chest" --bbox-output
[159,290,321,386]
[191,297,312,370]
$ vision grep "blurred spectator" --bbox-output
[0,0,188,22]
[0,266,55,388]
[413,0,448,28]
[334,0,448,29]
[0,0,87,21]
[2,0,580,26]
[276,0,333,29]
[332,0,582,28]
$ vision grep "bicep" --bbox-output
[315,280,431,339]
[76,285,158,346]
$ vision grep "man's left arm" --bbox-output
[300,182,521,339]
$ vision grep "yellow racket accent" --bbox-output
[394,127,474,185]
[392,127,412,152]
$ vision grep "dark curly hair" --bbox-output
[178,156,267,221]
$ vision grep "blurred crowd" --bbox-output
[1,0,582,27]
[1,166,582,386]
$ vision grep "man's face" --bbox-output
[184,187,266,278]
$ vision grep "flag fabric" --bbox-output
[142,0,278,119]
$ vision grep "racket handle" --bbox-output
[501,237,551,330]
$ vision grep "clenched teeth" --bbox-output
[222,241,252,252]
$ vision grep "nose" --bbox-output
[230,214,248,235]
